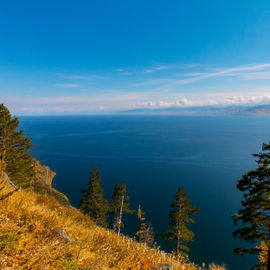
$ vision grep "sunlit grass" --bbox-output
[0,182,226,269]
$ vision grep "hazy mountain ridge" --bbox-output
[125,104,270,116]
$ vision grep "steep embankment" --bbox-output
[32,159,70,206]
[0,162,225,270]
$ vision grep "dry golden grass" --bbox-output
[208,264,227,270]
[0,184,226,270]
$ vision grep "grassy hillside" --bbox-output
[0,173,226,269]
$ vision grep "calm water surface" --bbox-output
[20,115,270,270]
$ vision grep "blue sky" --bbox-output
[1,0,270,114]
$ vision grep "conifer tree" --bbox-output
[232,142,270,270]
[163,186,200,258]
[136,205,155,247]
[0,104,34,188]
[109,182,134,233]
[258,242,269,270]
[136,205,147,242]
[79,166,109,227]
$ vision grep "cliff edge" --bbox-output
[33,159,70,206]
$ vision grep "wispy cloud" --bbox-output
[144,65,169,73]
[144,63,198,74]
[2,92,151,114]
[4,89,270,115]
[114,68,125,72]
[181,63,270,83]
[236,71,270,80]
[55,84,80,88]
[113,68,134,76]
[134,63,270,87]
[61,75,106,80]
[3,62,270,114]
[113,63,196,76]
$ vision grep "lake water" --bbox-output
[20,115,270,270]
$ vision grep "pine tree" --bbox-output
[232,142,270,270]
[136,205,147,242]
[79,166,109,227]
[136,205,155,247]
[109,182,134,233]
[163,186,200,258]
[0,104,34,188]
[257,242,269,270]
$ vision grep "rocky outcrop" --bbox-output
[33,159,70,206]
[54,228,72,243]
[0,172,20,201]
[33,159,56,185]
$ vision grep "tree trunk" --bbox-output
[267,247,270,270]
[267,227,270,270]
[0,137,6,180]
[176,219,181,256]
[268,228,270,270]
[113,210,118,231]
[176,199,183,256]
[117,195,124,235]
[176,234,180,256]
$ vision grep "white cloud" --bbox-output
[114,68,125,72]
[2,92,151,114]
[134,94,270,109]
[3,62,270,114]
[3,90,270,115]
[144,65,169,73]
[55,84,80,88]
[180,63,270,83]
[135,63,270,87]
[237,71,270,80]
[113,68,134,76]
[61,75,106,80]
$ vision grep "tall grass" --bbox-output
[0,184,226,270]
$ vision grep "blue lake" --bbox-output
[20,115,270,270]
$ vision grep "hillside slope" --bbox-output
[32,159,70,206]
[0,164,225,270]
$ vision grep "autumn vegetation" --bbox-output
[0,175,226,269]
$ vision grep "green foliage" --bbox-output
[109,182,134,232]
[0,104,34,188]
[0,233,17,249]
[163,186,200,257]
[79,166,109,227]
[232,141,270,268]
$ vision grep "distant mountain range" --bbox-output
[124,104,270,116]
